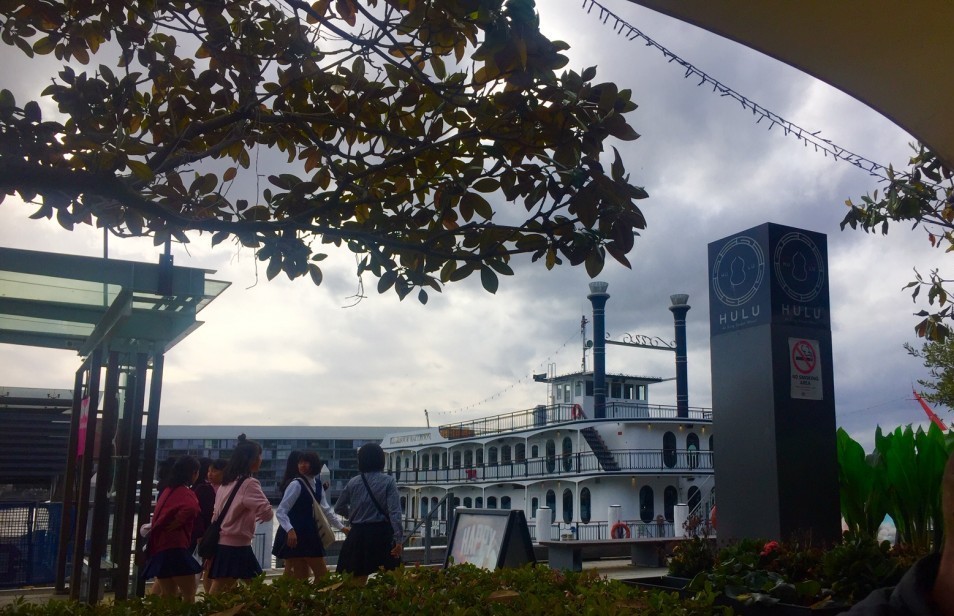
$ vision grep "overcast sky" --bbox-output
[0,0,945,451]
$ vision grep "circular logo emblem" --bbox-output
[711,236,766,307]
[773,232,825,303]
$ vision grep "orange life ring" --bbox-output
[610,522,631,539]
[571,403,584,419]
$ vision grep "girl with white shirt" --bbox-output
[273,451,347,581]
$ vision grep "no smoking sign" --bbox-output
[789,338,822,400]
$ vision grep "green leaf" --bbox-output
[266,255,283,280]
[480,265,498,293]
[127,160,155,180]
[308,263,323,286]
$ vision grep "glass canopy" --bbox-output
[0,247,230,355]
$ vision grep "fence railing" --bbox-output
[394,448,713,485]
[0,502,69,588]
[436,402,712,440]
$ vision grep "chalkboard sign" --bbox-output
[444,509,536,570]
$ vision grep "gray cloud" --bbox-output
[0,0,942,453]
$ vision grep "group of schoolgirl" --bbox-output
[141,435,271,601]
[141,436,404,601]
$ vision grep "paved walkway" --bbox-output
[0,560,668,607]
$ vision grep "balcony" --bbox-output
[436,402,712,441]
[393,448,713,485]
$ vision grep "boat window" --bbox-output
[488,446,498,466]
[664,485,677,522]
[421,498,428,517]
[515,443,526,462]
[575,381,582,396]
[452,497,460,508]
[545,440,556,473]
[562,489,573,523]
[442,452,448,469]
[688,486,701,515]
[463,497,472,508]
[475,497,483,508]
[580,488,591,524]
[663,432,677,469]
[585,381,593,396]
[464,450,473,467]
[531,497,539,518]
[476,448,484,466]
[531,444,539,458]
[687,433,700,469]
[502,496,511,509]
[563,383,572,401]
[453,451,461,468]
[545,490,556,523]
[487,496,497,509]
[639,486,654,523]
[432,453,439,470]
[400,496,406,513]
[709,435,714,451]
[422,455,429,471]
[405,457,410,469]
[623,383,634,399]
[610,382,622,398]
[438,497,445,520]
[562,437,573,472]
[556,386,562,401]
[501,445,512,464]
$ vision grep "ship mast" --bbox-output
[580,315,589,372]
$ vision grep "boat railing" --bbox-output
[436,402,712,440]
[397,517,677,543]
[393,448,713,485]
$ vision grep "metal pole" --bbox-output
[55,364,87,593]
[87,350,121,603]
[70,349,102,601]
[135,353,164,597]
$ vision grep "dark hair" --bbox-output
[210,458,228,471]
[156,456,177,493]
[357,443,386,473]
[223,434,263,484]
[299,451,321,476]
[197,457,212,484]
[169,455,200,489]
[278,450,302,493]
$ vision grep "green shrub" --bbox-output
[0,565,727,616]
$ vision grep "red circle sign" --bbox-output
[791,340,817,375]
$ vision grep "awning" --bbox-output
[625,0,954,169]
[0,247,230,356]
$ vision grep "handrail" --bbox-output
[434,402,712,441]
[393,448,713,485]
[402,492,452,547]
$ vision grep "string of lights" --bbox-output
[580,0,893,182]
[433,328,582,417]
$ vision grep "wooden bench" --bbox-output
[538,538,680,572]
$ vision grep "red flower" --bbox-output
[760,540,779,557]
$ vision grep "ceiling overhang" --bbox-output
[625,0,954,169]
[0,247,230,356]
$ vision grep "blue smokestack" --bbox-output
[588,282,610,419]
[669,294,690,418]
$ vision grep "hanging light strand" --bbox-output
[434,329,581,418]
[580,0,895,181]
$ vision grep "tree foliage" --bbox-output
[905,337,954,410]
[842,143,954,339]
[0,0,649,301]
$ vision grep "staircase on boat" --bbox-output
[581,427,620,471]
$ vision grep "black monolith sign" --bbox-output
[708,222,840,544]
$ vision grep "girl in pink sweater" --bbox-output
[208,434,273,595]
